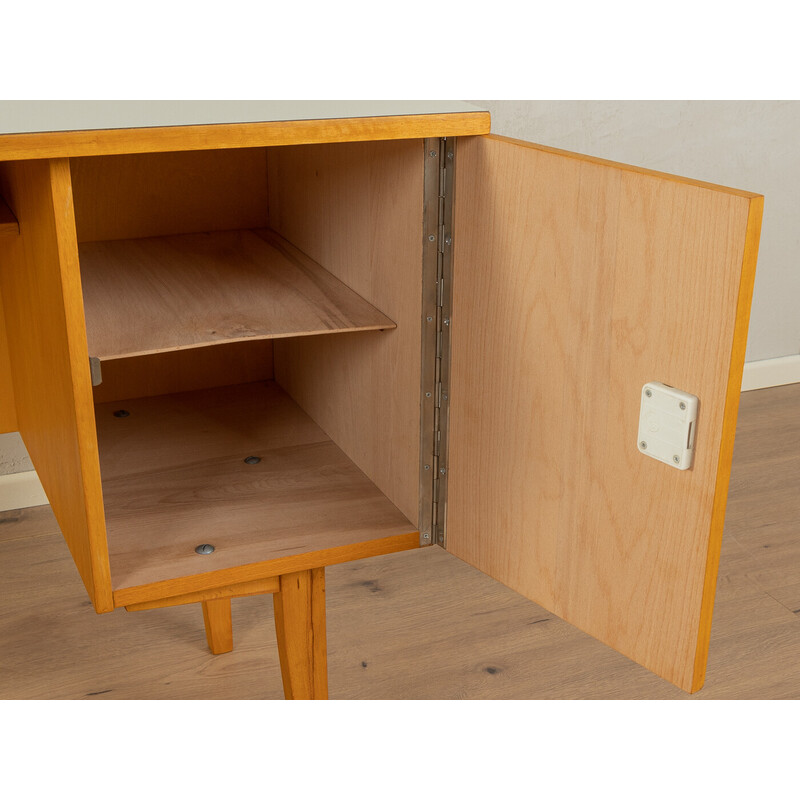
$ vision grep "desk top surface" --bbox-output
[0,101,491,160]
[0,101,485,136]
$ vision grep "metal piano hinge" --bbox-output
[419,136,455,549]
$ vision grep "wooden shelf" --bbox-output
[79,228,396,361]
[95,381,418,596]
[0,195,19,237]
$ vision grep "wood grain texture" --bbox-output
[0,285,18,433]
[691,194,764,690]
[80,228,396,361]
[446,134,761,692]
[202,597,234,654]
[95,381,418,598]
[92,340,274,404]
[0,112,491,161]
[123,576,279,611]
[5,382,800,701]
[268,139,423,525]
[723,383,800,616]
[0,193,19,236]
[113,531,420,608]
[273,568,328,699]
[0,159,112,612]
[70,149,269,243]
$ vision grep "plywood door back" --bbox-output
[267,140,424,525]
[70,148,269,242]
[0,159,112,611]
[446,134,762,693]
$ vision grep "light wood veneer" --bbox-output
[80,228,396,361]
[95,381,418,601]
[446,134,762,693]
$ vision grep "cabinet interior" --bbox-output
[69,140,425,593]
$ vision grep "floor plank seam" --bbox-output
[726,531,800,621]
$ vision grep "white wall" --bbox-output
[472,100,800,364]
[2,101,799,496]
[0,431,30,473]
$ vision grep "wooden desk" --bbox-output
[0,101,762,696]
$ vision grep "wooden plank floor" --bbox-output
[1,383,799,699]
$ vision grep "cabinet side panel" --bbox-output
[268,140,423,524]
[0,159,113,611]
[447,135,758,692]
[70,148,269,243]
[0,283,18,433]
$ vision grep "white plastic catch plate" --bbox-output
[637,382,698,470]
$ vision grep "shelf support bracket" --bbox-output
[89,356,102,386]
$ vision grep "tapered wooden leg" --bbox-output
[272,567,328,700]
[202,597,233,654]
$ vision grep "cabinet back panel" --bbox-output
[447,134,761,693]
[267,140,423,525]
[70,148,269,243]
[92,340,275,404]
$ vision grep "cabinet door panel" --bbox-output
[446,134,762,692]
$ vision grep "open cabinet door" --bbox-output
[445,134,762,693]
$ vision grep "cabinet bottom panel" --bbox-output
[95,381,418,602]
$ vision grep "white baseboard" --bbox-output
[0,470,48,512]
[741,354,800,392]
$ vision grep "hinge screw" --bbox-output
[645,389,652,398]
[426,315,433,322]
[640,441,647,450]
[679,402,687,410]
[425,392,432,398]
[424,464,431,470]
[423,533,431,540]
[440,467,446,475]
[447,151,454,160]
[195,544,215,555]
[244,456,261,465]
[673,455,680,463]
[428,234,436,242]
[443,318,450,326]
[429,150,437,158]
[445,235,452,245]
